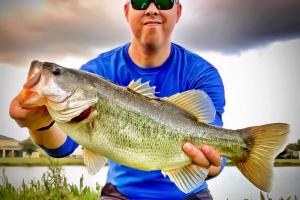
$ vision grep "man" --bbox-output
[9,1,226,199]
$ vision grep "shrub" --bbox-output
[0,158,101,200]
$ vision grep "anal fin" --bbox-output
[162,163,208,193]
[84,148,107,175]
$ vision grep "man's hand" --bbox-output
[9,95,52,131]
[9,95,68,149]
[183,143,222,177]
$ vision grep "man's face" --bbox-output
[124,1,182,49]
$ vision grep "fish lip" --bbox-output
[24,71,41,89]
[24,60,42,89]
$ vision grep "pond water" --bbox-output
[0,166,299,200]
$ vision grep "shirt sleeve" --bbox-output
[80,60,99,73]
[80,57,107,78]
[39,136,79,158]
[188,62,227,177]
[188,63,225,127]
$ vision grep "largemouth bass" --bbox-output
[19,61,289,193]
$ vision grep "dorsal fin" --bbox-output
[163,90,216,124]
[128,79,158,99]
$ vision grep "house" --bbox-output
[0,135,22,158]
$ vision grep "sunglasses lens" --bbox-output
[155,0,174,10]
[131,0,150,10]
[131,0,175,10]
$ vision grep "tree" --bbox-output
[21,138,37,157]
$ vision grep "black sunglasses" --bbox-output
[130,0,179,10]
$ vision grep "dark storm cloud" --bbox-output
[175,0,300,52]
[0,0,129,66]
[0,0,299,66]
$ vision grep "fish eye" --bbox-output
[53,67,61,76]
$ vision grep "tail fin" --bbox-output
[236,123,289,192]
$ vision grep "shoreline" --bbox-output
[226,159,300,167]
[0,157,300,167]
[0,157,83,166]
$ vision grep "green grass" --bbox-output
[0,157,83,166]
[0,158,100,200]
[259,191,298,200]
[1,157,300,167]
[274,159,300,167]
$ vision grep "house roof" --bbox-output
[0,135,19,142]
[0,146,21,150]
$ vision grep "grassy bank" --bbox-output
[0,157,83,166]
[274,159,300,166]
[219,159,300,166]
[0,160,298,200]
[0,159,100,200]
[1,157,300,167]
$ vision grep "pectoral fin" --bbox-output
[83,148,107,175]
[162,163,208,193]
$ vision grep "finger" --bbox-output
[183,143,210,168]
[201,145,222,167]
[9,96,28,119]
[9,97,32,127]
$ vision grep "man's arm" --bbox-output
[29,124,67,149]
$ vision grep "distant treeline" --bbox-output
[277,139,300,159]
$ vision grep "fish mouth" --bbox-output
[20,61,97,122]
[19,61,47,108]
[70,106,93,122]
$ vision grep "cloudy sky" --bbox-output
[0,0,300,145]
